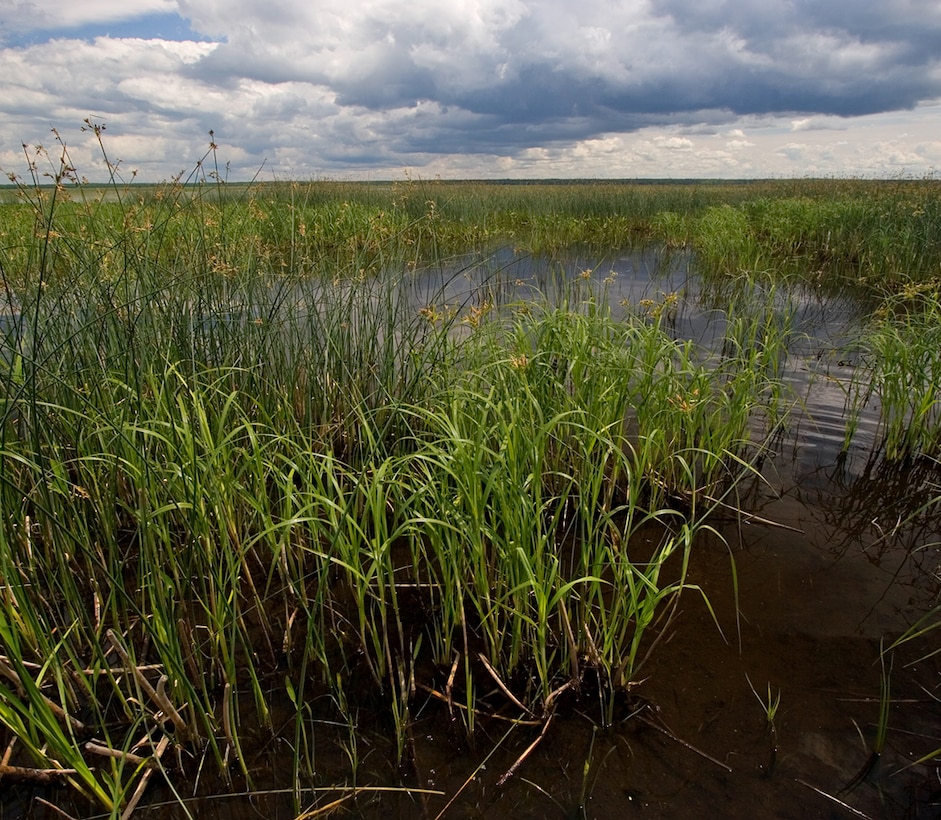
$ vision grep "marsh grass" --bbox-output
[686,182,941,293]
[845,286,941,459]
[746,674,781,776]
[0,134,936,815]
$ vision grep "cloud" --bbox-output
[658,137,694,150]
[2,0,941,179]
[790,116,851,132]
[778,143,809,162]
[1,0,178,40]
[173,0,941,121]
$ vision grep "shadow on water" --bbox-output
[6,247,941,819]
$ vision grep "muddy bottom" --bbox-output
[191,257,941,818]
[359,457,941,819]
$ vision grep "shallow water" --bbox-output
[385,247,941,818]
[147,248,938,819]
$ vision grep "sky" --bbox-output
[1,0,940,181]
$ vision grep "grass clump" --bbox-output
[845,285,941,460]
[684,182,941,293]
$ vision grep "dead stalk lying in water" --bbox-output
[496,709,557,787]
[796,778,875,820]
[634,703,732,773]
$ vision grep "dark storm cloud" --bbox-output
[3,0,941,179]
[645,0,941,112]
[176,0,941,158]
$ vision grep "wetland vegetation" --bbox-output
[0,135,939,817]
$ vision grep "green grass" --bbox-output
[0,134,938,815]
[844,285,941,459]
[0,271,782,812]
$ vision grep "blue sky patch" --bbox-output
[4,12,213,48]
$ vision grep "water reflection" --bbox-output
[412,244,941,632]
[5,245,939,818]
[411,244,878,462]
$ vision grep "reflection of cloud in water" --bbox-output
[414,246,941,635]
[412,244,885,471]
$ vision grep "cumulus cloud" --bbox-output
[658,137,694,150]
[1,0,941,178]
[778,143,810,162]
[790,116,852,132]
[2,0,178,33]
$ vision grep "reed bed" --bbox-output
[844,285,941,460]
[5,145,939,289]
[0,137,937,815]
[674,179,941,296]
